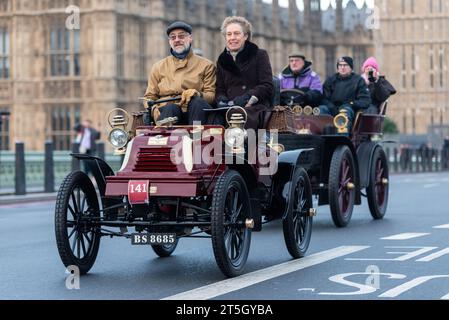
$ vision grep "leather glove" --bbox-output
[151,104,162,122]
[232,93,251,107]
[180,89,200,112]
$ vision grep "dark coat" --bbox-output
[323,72,371,113]
[216,41,274,129]
[368,76,397,108]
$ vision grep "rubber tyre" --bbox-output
[151,240,179,257]
[55,171,100,275]
[211,170,252,277]
[329,145,356,228]
[367,147,389,219]
[283,168,313,258]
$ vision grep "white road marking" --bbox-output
[423,183,440,188]
[297,288,315,292]
[381,233,430,240]
[416,247,449,262]
[346,246,437,261]
[433,224,449,229]
[161,246,369,300]
[379,275,449,298]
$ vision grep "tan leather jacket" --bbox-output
[143,50,216,107]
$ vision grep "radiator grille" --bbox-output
[133,147,178,172]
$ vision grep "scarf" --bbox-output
[170,45,191,60]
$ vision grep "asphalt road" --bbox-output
[1,172,449,300]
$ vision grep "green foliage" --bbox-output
[383,116,399,134]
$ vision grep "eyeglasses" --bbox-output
[338,64,350,68]
[168,33,190,41]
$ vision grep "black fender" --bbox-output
[318,136,362,206]
[357,142,384,189]
[71,154,122,214]
[271,148,313,219]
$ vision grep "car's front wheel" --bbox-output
[211,170,252,277]
[55,171,100,275]
[283,168,313,258]
[329,145,356,228]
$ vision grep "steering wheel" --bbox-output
[280,89,306,107]
[280,88,306,96]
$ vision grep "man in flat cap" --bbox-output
[278,53,323,107]
[321,56,371,130]
[143,21,216,124]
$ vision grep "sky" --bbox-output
[272,0,375,10]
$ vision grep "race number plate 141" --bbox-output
[128,180,149,205]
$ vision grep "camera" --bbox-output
[368,70,376,83]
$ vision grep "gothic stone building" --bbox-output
[0,0,372,151]
[374,0,449,135]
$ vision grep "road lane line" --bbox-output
[433,224,449,229]
[423,183,440,188]
[379,275,449,298]
[161,246,369,300]
[416,247,449,262]
[381,233,429,240]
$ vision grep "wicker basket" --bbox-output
[267,106,295,132]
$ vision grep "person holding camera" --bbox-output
[361,57,396,114]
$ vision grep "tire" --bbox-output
[211,170,252,277]
[283,168,313,258]
[151,240,179,257]
[329,145,356,228]
[55,171,100,275]
[367,147,389,219]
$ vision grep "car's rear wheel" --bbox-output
[367,147,389,219]
[211,170,252,277]
[283,168,313,258]
[329,145,356,228]
[151,240,179,257]
[55,171,100,275]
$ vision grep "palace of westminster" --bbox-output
[0,0,448,151]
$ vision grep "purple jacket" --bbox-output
[278,62,324,106]
[279,64,323,92]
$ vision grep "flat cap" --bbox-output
[288,53,306,60]
[166,21,192,36]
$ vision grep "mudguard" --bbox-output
[271,149,312,219]
[71,154,122,214]
[357,142,383,189]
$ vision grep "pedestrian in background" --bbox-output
[74,119,100,175]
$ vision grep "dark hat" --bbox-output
[166,21,192,36]
[288,53,306,60]
[337,56,354,70]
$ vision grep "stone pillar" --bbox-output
[336,0,343,34]
[288,0,297,35]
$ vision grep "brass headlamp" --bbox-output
[107,108,130,155]
[333,109,350,134]
[225,106,248,154]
